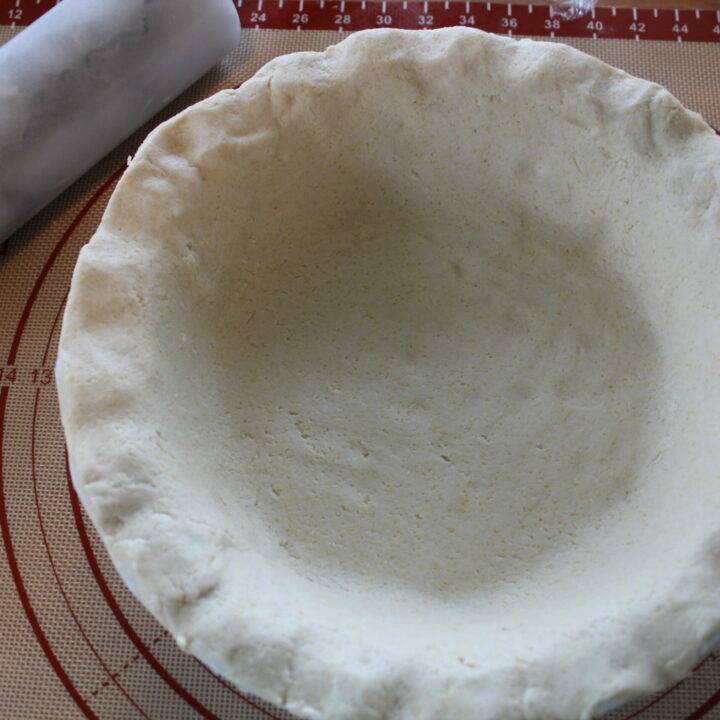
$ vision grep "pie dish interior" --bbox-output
[57,28,720,720]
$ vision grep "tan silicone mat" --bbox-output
[2,23,720,720]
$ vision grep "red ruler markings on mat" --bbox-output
[237,2,720,41]
[233,1,720,41]
[1,0,720,42]
[1,0,57,27]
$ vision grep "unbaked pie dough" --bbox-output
[57,28,720,720]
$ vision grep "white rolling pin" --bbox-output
[0,0,241,243]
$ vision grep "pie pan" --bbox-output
[57,28,720,720]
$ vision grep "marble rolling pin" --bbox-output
[0,0,241,243]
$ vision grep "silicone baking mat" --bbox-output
[2,5,720,719]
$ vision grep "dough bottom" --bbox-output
[199,216,660,598]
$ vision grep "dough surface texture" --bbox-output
[57,28,720,720]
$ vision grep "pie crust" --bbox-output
[57,28,720,720]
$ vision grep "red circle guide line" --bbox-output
[619,654,717,720]
[31,389,153,720]
[0,170,125,720]
[41,287,69,367]
[685,685,720,720]
[2,0,720,42]
[0,387,100,720]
